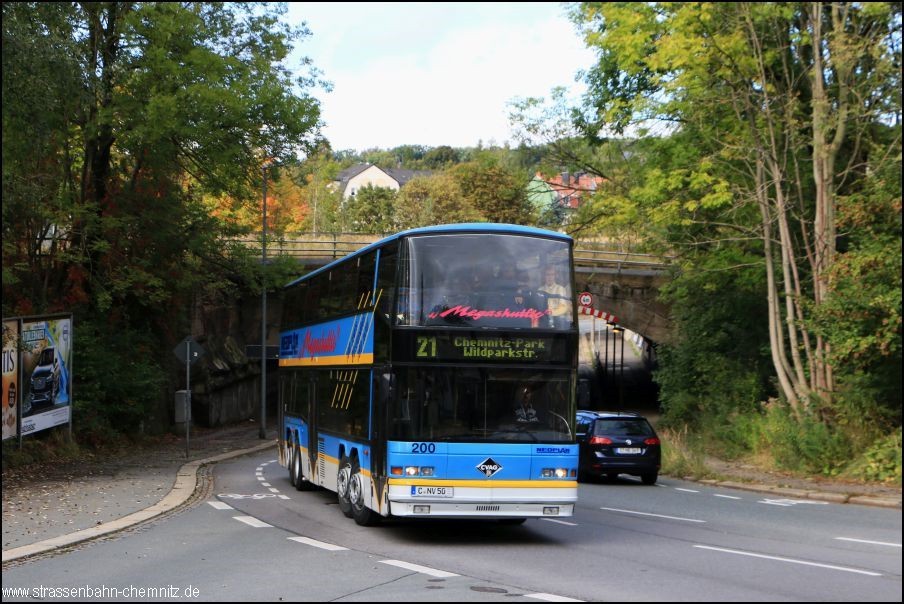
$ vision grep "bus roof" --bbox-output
[284,223,572,289]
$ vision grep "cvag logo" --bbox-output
[476,457,503,478]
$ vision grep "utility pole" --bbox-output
[260,163,268,439]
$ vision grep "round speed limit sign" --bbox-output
[579,292,593,307]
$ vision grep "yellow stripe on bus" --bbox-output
[388,478,578,488]
[279,353,374,367]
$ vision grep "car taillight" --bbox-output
[589,436,612,445]
[644,437,660,445]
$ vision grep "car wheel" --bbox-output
[348,458,380,526]
[337,455,354,518]
[641,472,658,485]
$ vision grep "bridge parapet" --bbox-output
[235,233,674,341]
[233,233,673,272]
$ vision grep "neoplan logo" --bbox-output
[477,457,503,478]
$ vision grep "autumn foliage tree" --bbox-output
[2,2,322,434]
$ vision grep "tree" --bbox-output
[570,1,901,414]
[450,159,536,225]
[2,2,323,434]
[393,174,482,229]
[344,185,397,233]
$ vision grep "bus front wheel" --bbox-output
[348,459,380,526]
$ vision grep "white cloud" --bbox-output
[287,3,595,151]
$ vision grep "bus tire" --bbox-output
[287,440,298,487]
[337,455,354,518]
[349,458,380,526]
[294,439,315,491]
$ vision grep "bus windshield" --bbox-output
[399,234,573,329]
[387,367,574,443]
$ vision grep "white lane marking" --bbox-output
[675,488,699,493]
[836,537,902,548]
[233,515,272,528]
[379,560,459,578]
[268,487,280,493]
[207,501,233,510]
[256,476,265,481]
[601,507,706,523]
[759,498,829,507]
[525,593,584,602]
[261,482,271,487]
[288,536,348,551]
[278,495,290,500]
[693,545,882,576]
[713,494,742,500]
[542,518,578,526]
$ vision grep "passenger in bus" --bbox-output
[515,386,540,423]
[538,266,569,328]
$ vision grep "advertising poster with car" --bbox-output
[2,319,19,440]
[20,315,72,436]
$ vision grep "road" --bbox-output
[2,451,900,602]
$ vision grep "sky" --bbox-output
[284,2,596,152]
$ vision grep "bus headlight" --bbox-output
[541,468,569,478]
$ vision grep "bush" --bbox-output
[842,429,902,485]
[74,319,167,442]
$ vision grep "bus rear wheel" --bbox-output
[287,441,297,486]
[293,438,315,491]
[337,456,354,518]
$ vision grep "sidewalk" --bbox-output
[2,420,900,565]
[2,421,277,563]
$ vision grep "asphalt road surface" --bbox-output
[3,450,901,602]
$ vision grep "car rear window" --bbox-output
[593,419,655,437]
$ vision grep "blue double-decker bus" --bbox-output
[278,223,578,525]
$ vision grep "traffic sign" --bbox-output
[579,292,594,307]
[173,336,205,365]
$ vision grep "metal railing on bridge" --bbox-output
[232,233,673,272]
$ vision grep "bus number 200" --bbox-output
[411,442,436,454]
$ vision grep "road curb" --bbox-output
[1,440,276,564]
[698,479,901,509]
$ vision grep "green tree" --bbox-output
[450,158,536,225]
[344,185,397,233]
[393,174,482,229]
[2,2,323,434]
[570,2,901,415]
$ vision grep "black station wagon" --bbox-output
[576,410,661,485]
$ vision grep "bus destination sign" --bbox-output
[396,332,571,364]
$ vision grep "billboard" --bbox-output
[20,316,72,436]
[2,320,18,440]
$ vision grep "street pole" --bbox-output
[185,340,191,458]
[619,329,625,411]
[603,324,609,383]
[260,164,268,440]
